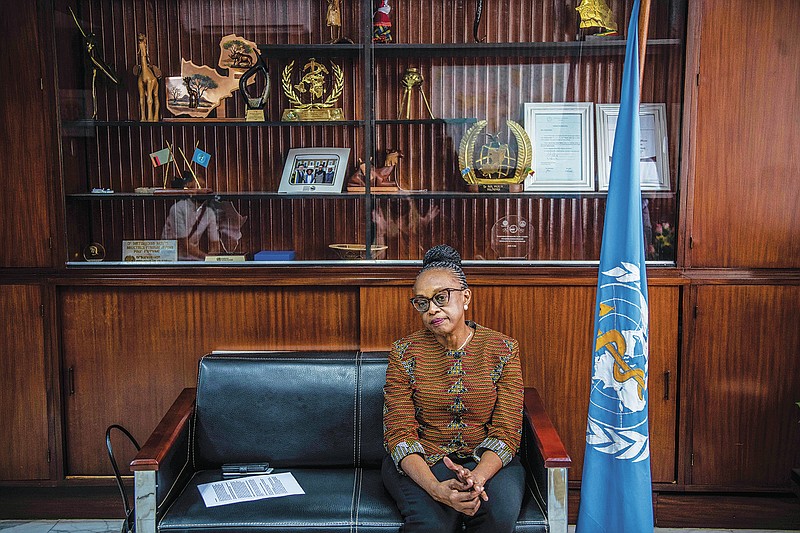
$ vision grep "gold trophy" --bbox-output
[576,0,619,37]
[458,120,533,192]
[281,58,345,121]
[398,68,434,119]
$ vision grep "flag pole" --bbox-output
[638,0,652,91]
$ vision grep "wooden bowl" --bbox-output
[328,244,388,259]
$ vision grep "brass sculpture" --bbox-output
[281,58,345,121]
[134,33,162,122]
[576,0,619,36]
[398,68,434,120]
[68,7,120,119]
[326,0,342,42]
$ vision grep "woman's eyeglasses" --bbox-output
[409,288,466,313]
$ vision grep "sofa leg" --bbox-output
[547,467,568,533]
[135,470,157,533]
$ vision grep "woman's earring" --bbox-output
[464,305,468,310]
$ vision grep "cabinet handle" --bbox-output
[68,366,75,395]
[663,370,670,400]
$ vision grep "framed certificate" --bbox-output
[523,102,595,192]
[278,147,351,194]
[596,103,671,191]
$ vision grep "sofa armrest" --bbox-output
[131,387,196,472]
[522,387,571,533]
[130,387,196,533]
[523,388,571,469]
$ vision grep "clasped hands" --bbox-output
[431,456,489,516]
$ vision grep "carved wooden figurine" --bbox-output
[134,33,162,122]
[348,149,403,189]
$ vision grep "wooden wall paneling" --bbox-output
[691,0,800,268]
[59,285,360,475]
[688,284,800,488]
[359,283,679,483]
[0,285,50,480]
[0,0,53,267]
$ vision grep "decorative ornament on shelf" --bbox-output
[68,6,120,119]
[281,58,345,121]
[347,149,403,192]
[218,34,259,74]
[239,54,270,122]
[166,60,239,119]
[325,0,354,43]
[575,0,619,38]
[458,120,533,192]
[398,68,434,119]
[651,222,675,261]
[472,0,485,43]
[146,142,213,194]
[82,242,106,262]
[133,33,162,122]
[329,244,388,260]
[372,0,393,43]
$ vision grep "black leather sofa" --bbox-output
[131,351,571,533]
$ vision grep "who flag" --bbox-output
[192,148,212,168]
[575,0,654,532]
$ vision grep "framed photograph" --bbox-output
[596,103,671,191]
[278,147,351,194]
[523,102,595,192]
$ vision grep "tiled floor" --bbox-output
[1,523,798,533]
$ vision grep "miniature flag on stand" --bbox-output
[575,1,654,532]
[149,147,173,167]
[192,148,212,168]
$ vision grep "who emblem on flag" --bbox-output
[192,148,212,168]
[576,0,654,532]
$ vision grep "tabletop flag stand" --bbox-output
[575,0,655,532]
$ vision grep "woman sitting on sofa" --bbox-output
[382,244,525,533]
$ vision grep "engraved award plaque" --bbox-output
[491,215,530,259]
[459,119,533,192]
[281,58,345,121]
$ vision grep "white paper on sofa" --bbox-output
[197,472,305,507]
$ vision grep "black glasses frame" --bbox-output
[409,288,466,313]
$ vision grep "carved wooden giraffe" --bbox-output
[134,33,161,122]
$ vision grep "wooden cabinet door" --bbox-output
[0,0,53,267]
[0,285,50,480]
[690,0,800,268]
[361,284,680,483]
[688,285,800,488]
[60,286,360,475]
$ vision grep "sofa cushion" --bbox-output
[358,352,391,468]
[159,468,403,533]
[194,352,363,469]
[159,467,548,533]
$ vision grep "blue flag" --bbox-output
[192,148,212,168]
[576,1,654,532]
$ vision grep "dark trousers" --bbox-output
[381,454,525,533]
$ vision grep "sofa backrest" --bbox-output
[193,351,389,469]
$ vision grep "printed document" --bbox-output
[198,472,305,507]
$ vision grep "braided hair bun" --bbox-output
[419,244,468,288]
[423,244,462,267]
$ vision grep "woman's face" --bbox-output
[412,269,471,337]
